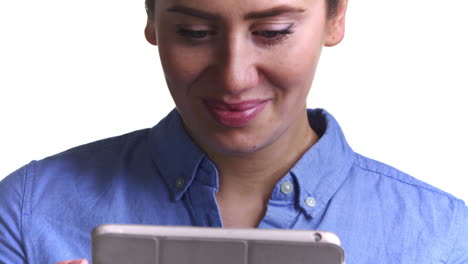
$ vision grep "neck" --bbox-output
[209,111,318,199]
[198,110,318,227]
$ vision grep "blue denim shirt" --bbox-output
[1,109,467,264]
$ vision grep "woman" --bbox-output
[0,0,466,263]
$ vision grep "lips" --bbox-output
[203,99,269,127]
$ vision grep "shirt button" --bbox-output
[175,177,185,189]
[280,181,294,194]
[305,197,316,207]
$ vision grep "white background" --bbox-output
[0,0,467,202]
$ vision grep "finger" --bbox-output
[56,259,88,264]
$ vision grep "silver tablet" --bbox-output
[92,224,345,264]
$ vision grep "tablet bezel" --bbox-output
[92,224,345,264]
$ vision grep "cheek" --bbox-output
[157,35,212,99]
[264,15,327,93]
[159,46,201,91]
[257,27,325,129]
[265,35,323,99]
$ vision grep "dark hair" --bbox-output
[145,0,340,19]
[327,0,340,18]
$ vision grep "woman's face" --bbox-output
[146,0,345,155]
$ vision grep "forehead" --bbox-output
[155,0,316,18]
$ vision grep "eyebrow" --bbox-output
[245,6,306,19]
[166,5,306,20]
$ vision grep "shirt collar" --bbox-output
[149,109,207,201]
[150,108,355,210]
[290,109,355,217]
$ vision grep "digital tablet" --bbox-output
[92,224,345,264]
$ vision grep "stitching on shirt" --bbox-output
[21,161,37,263]
[308,153,355,219]
[352,154,455,198]
[268,200,295,206]
[20,164,28,262]
[184,189,198,225]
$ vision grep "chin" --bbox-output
[201,128,275,155]
[180,106,279,155]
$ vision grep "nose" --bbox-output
[216,34,259,95]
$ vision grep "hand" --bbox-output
[56,259,88,264]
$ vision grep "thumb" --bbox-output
[56,259,88,264]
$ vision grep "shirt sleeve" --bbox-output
[446,200,468,264]
[0,165,28,264]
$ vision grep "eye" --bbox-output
[254,30,290,38]
[252,24,294,46]
[176,25,216,41]
[177,28,211,39]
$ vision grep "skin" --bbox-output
[58,0,347,262]
[145,0,347,227]
[56,260,87,264]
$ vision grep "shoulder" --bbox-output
[34,128,151,173]
[346,153,468,263]
[348,153,465,216]
[351,153,461,200]
[0,128,157,263]
[0,128,153,210]
[50,128,151,159]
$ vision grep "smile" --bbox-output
[203,99,269,128]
